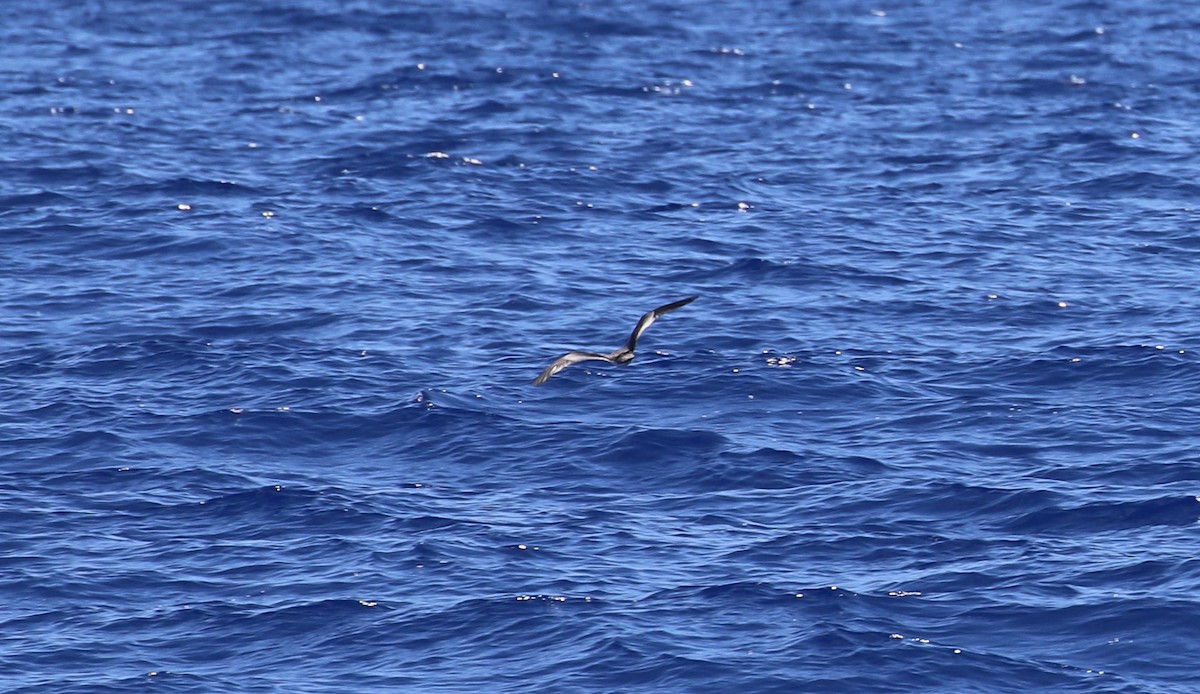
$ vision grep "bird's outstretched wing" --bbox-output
[623,296,698,352]
[532,351,613,386]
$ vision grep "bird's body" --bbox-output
[532,296,697,386]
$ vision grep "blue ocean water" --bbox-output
[3,0,1199,691]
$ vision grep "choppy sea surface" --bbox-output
[3,0,1199,691]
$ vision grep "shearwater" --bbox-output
[532,296,697,386]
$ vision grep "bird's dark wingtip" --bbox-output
[657,295,698,313]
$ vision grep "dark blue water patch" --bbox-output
[0,189,77,214]
[1005,494,1200,534]
[185,308,344,340]
[1032,456,1200,486]
[1055,170,1200,200]
[665,256,915,289]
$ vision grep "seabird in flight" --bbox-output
[532,296,698,386]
